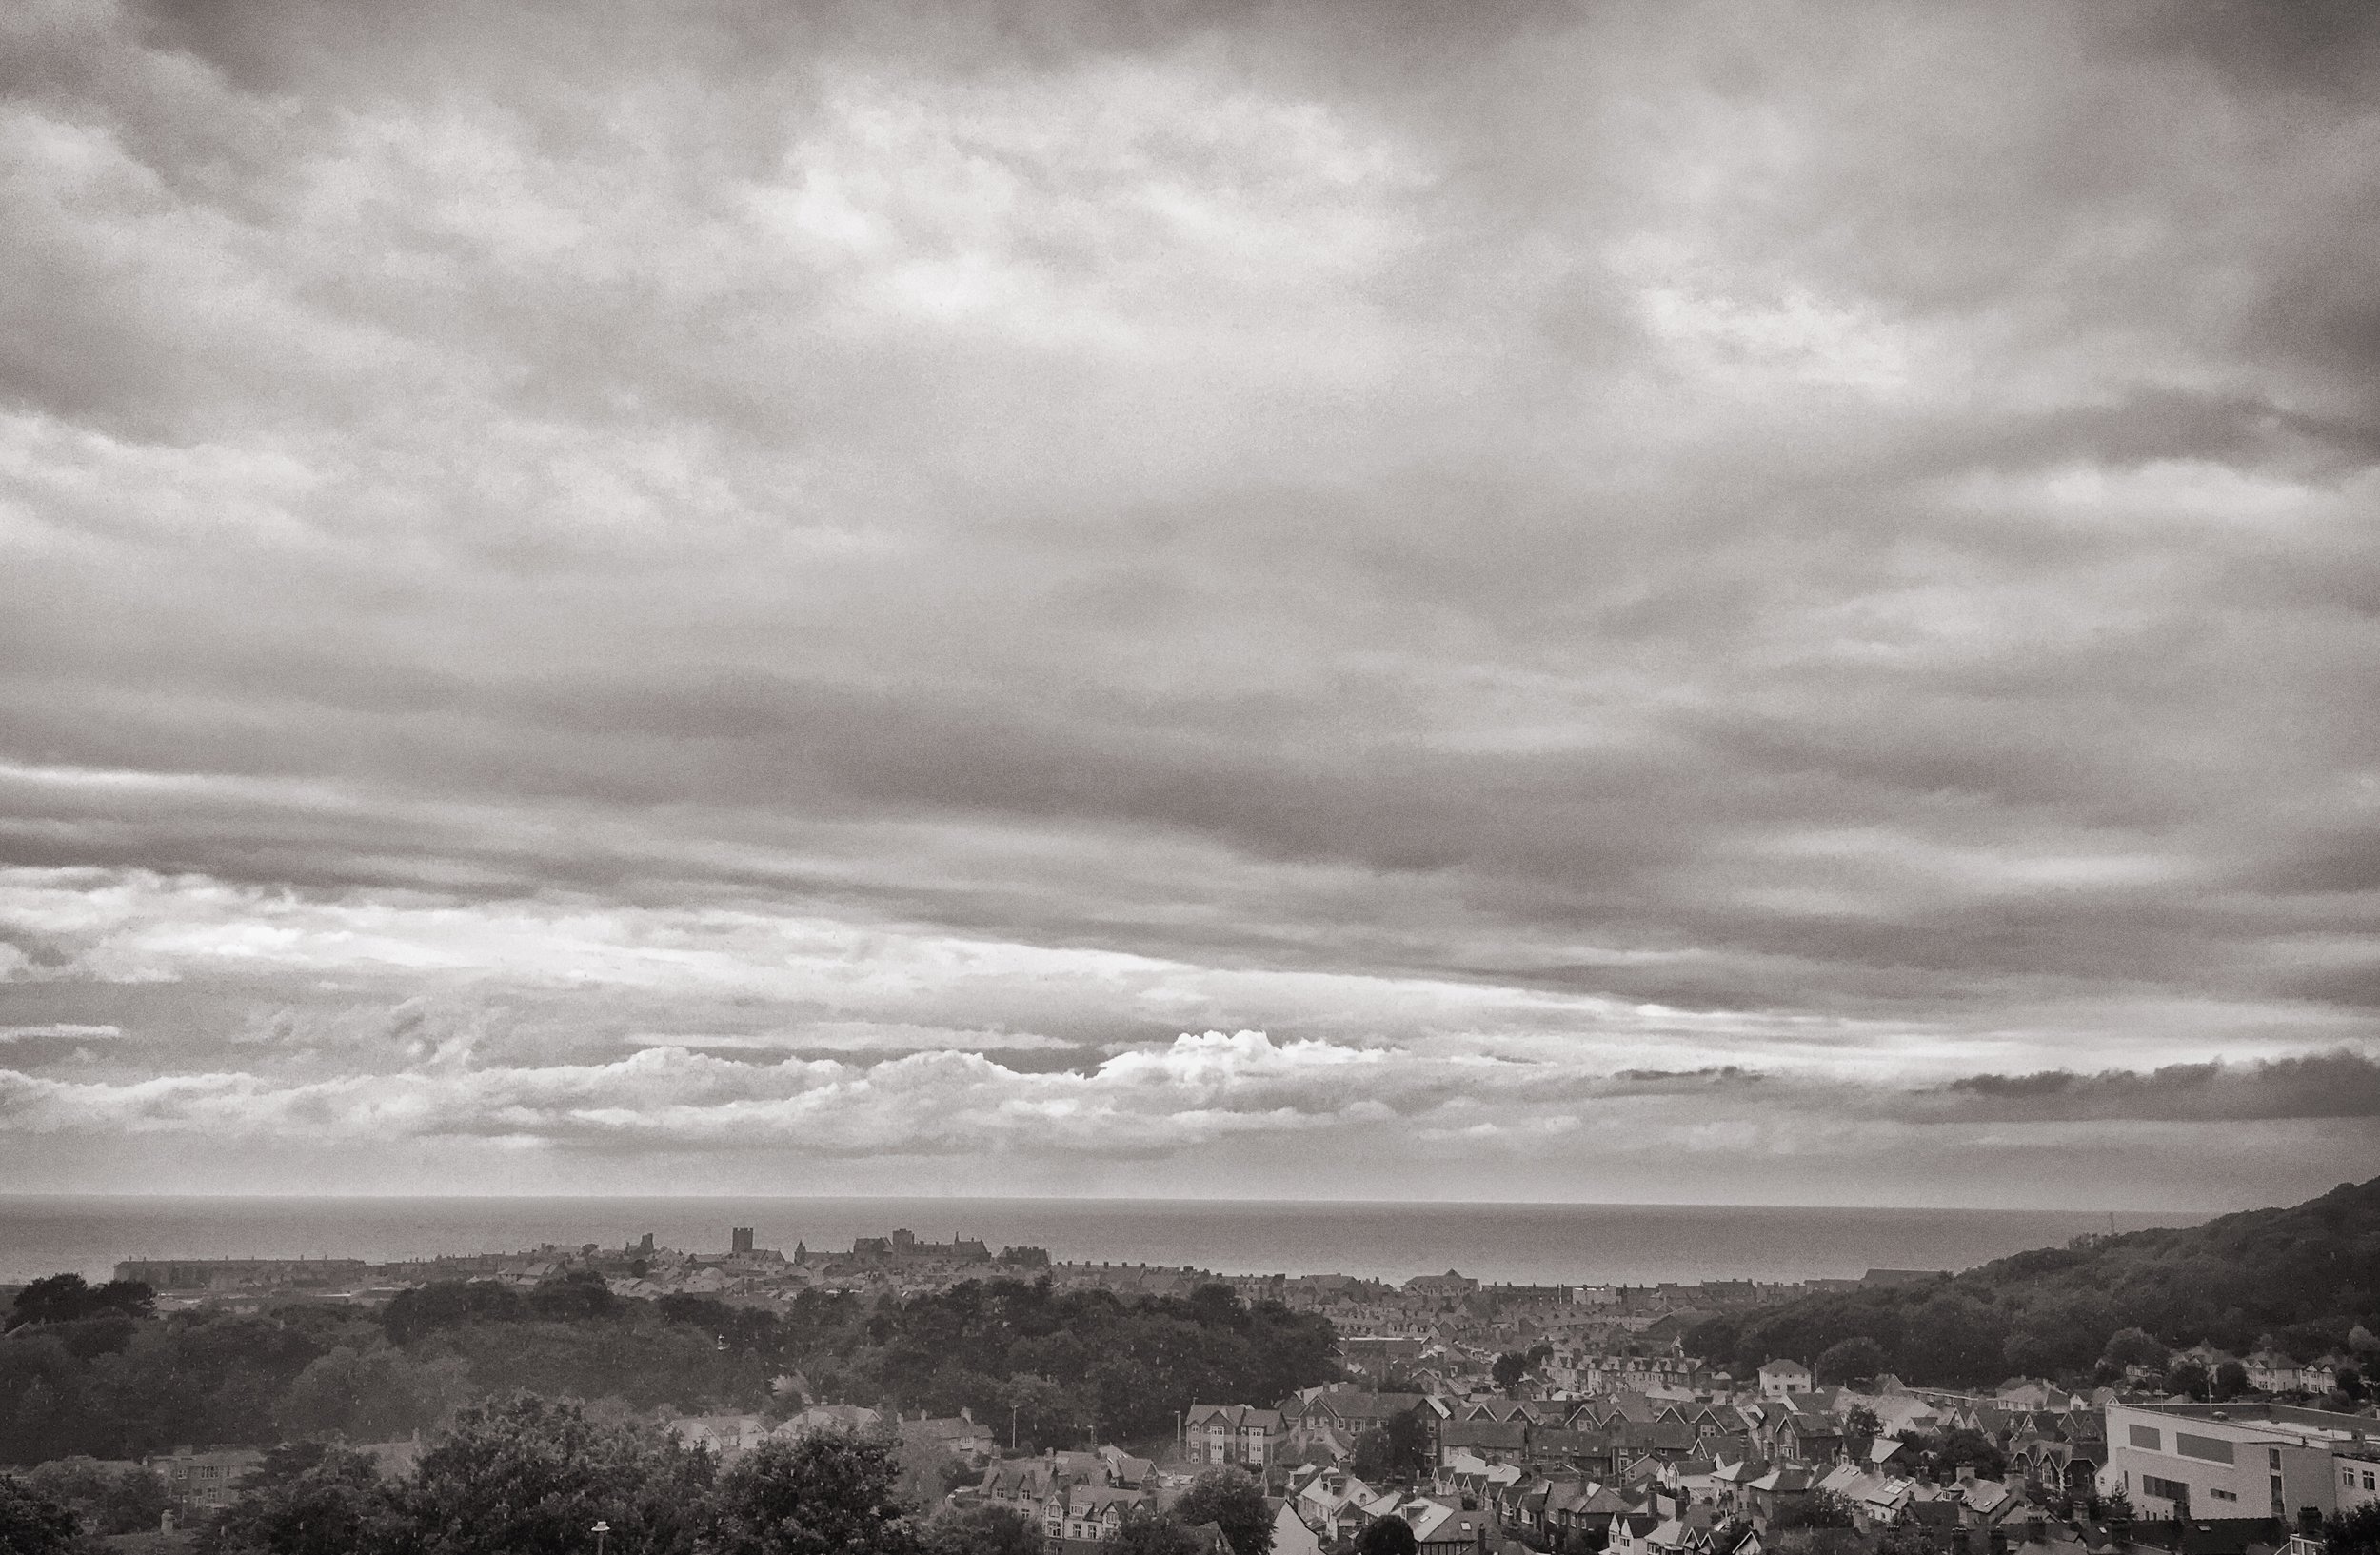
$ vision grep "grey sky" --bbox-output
[1,0,2375,1206]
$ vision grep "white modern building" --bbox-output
[2103,1401,2380,1525]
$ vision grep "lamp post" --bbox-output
[592,1520,610,1555]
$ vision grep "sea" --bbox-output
[0,1197,2199,1289]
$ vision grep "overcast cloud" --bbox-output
[1,0,2375,1207]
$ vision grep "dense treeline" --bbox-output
[0,1271,1334,1465]
[795,1278,1338,1444]
[1689,1175,2380,1388]
[0,1394,1272,1555]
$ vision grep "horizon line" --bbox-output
[0,1190,2222,1216]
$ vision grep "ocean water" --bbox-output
[0,1197,2198,1288]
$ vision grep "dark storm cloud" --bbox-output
[1924,1050,2380,1123]
[1,0,2375,1200]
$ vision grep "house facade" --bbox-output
[1186,1403,1286,1466]
[156,1448,266,1514]
[1041,1485,1148,1545]
[1756,1362,1813,1403]
[2102,1401,2377,1525]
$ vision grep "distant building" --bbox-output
[1859,1269,1947,1288]
[848,1229,990,1263]
[731,1227,755,1254]
[899,1408,999,1465]
[113,1259,368,1292]
[155,1449,266,1513]
[782,1404,883,1437]
[664,1413,778,1459]
[1340,1335,1426,1375]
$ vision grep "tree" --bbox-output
[1356,1516,1419,1555]
[2324,1505,2380,1555]
[1813,1338,1888,1387]
[2098,1328,2167,1371]
[0,1474,82,1555]
[1351,1409,1432,1481]
[5,1274,156,1331]
[204,1444,391,1555]
[1174,1468,1271,1555]
[1844,1406,1882,1442]
[390,1392,714,1555]
[379,1282,525,1346]
[710,1431,915,1555]
[1769,1492,1854,1533]
[0,1332,87,1465]
[892,1441,971,1509]
[526,1273,618,1324]
[1493,1353,1529,1390]
[1937,1429,2006,1482]
[1901,1428,2004,1482]
[1680,1175,2380,1390]
[2164,1361,2210,1400]
[22,1457,170,1535]
[275,1346,468,1443]
[2211,1360,2249,1401]
[1115,1506,1204,1555]
[919,1504,1041,1555]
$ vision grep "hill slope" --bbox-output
[1687,1175,2380,1388]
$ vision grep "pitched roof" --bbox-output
[1064,1485,1148,1519]
[1748,1466,1815,1493]
[1188,1403,1285,1430]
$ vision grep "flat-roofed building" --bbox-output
[2103,1400,2380,1526]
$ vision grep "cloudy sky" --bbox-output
[2,0,2376,1209]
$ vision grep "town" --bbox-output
[4,1205,2377,1555]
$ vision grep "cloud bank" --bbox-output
[1,0,2375,1206]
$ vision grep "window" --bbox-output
[2211,1490,2238,1503]
[2176,1434,2236,1465]
[2129,1425,2163,1450]
[2142,1476,2190,1503]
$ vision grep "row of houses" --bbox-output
[1190,1374,2053,1477]
[974,1447,1259,1555]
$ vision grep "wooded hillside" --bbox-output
[1689,1175,2380,1387]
